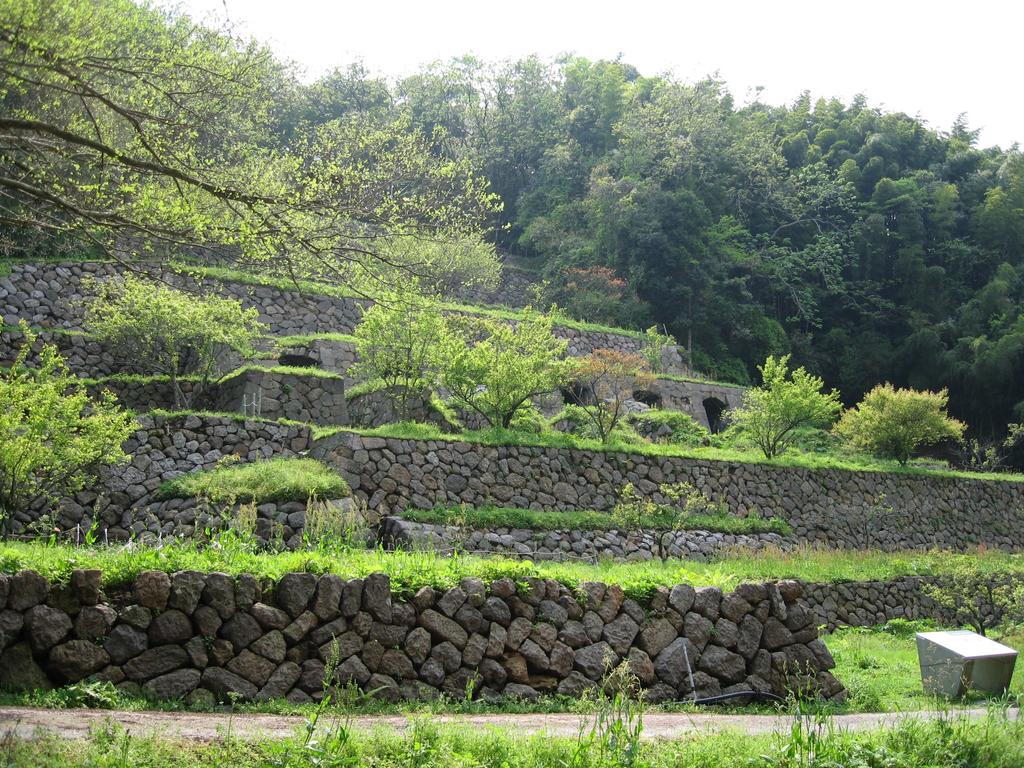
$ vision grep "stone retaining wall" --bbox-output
[0,325,245,380]
[380,517,790,563]
[801,576,1021,631]
[313,432,1024,552]
[210,369,348,427]
[121,497,361,550]
[0,261,675,365]
[0,569,844,704]
[10,415,313,539]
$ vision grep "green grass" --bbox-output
[272,331,358,348]
[657,372,747,388]
[400,505,791,536]
[154,457,349,504]
[219,364,344,382]
[7,705,1024,767]
[3,540,1023,600]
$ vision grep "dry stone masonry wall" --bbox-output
[315,433,1024,552]
[380,517,790,563]
[0,569,845,704]
[10,415,312,539]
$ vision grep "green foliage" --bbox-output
[374,235,501,297]
[835,384,967,465]
[0,0,497,281]
[0,324,134,534]
[84,275,265,407]
[921,561,1024,636]
[156,458,350,505]
[641,326,676,374]
[5,538,1024,603]
[350,289,447,421]
[439,308,574,428]
[732,355,842,458]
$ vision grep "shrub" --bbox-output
[84,275,265,407]
[350,289,446,421]
[731,354,842,459]
[553,404,646,445]
[642,325,676,374]
[835,384,967,465]
[439,308,574,428]
[156,457,350,505]
[0,325,135,535]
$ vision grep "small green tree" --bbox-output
[84,275,266,408]
[439,309,574,429]
[834,384,966,465]
[731,354,842,459]
[641,326,675,374]
[0,325,135,536]
[921,563,1023,637]
[350,290,447,421]
[571,350,652,443]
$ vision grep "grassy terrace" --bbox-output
[155,457,349,504]
[400,505,791,536]
[2,541,1021,598]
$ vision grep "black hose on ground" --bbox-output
[689,690,788,705]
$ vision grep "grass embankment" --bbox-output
[401,505,791,536]
[3,541,1021,600]
[8,707,1024,767]
[154,458,349,505]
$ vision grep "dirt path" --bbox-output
[0,705,1016,742]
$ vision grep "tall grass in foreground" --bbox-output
[6,705,1024,767]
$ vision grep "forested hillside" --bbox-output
[2,0,1022,440]
[360,57,1022,440]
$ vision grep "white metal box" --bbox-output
[916,630,1017,698]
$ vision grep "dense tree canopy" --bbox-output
[379,57,1024,442]
[2,0,1023,443]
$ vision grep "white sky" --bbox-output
[170,0,1022,149]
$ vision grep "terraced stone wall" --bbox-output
[380,517,789,563]
[1,261,675,364]
[9,415,312,539]
[0,569,844,704]
[314,433,1024,552]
